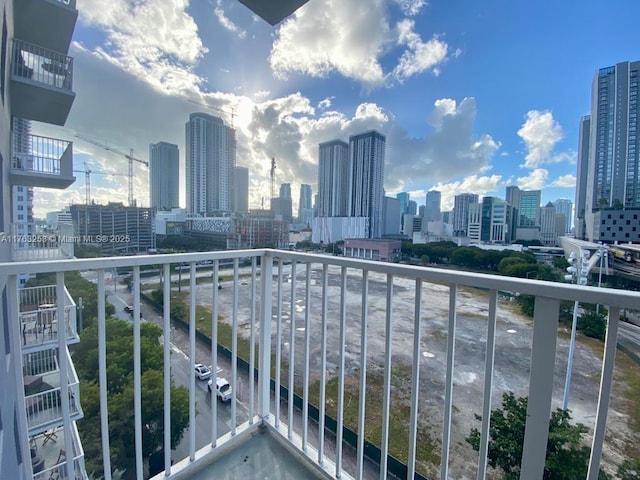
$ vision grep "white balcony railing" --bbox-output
[12,38,73,91]
[11,131,74,179]
[2,250,639,480]
[24,347,82,434]
[19,284,78,351]
[10,222,75,261]
[31,422,86,480]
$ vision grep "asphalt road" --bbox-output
[92,275,245,464]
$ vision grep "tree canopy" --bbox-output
[466,392,609,479]
[75,318,189,478]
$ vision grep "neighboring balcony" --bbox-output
[30,421,86,480]
[10,132,76,189]
[10,39,75,126]
[24,347,83,435]
[2,250,639,480]
[10,222,75,261]
[13,0,78,55]
[19,284,79,354]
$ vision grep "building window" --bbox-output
[626,233,630,238]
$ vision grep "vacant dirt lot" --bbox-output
[186,263,637,479]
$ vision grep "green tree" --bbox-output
[75,318,189,478]
[577,305,608,341]
[618,459,640,480]
[420,255,430,266]
[466,392,608,479]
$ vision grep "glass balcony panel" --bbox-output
[10,222,75,261]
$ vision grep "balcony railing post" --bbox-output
[57,272,74,480]
[520,296,561,479]
[259,251,273,420]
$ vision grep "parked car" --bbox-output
[124,305,134,314]
[194,363,212,381]
[208,377,232,402]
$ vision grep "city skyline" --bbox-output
[25,0,640,218]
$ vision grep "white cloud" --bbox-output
[517,110,564,169]
[430,175,503,211]
[269,0,450,87]
[392,20,448,82]
[214,0,247,38]
[386,97,499,193]
[318,97,334,110]
[550,174,577,188]
[391,0,428,16]
[517,168,548,190]
[78,0,207,94]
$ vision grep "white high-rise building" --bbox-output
[348,130,386,238]
[453,193,478,237]
[1,1,81,478]
[185,113,236,216]
[149,141,179,210]
[317,140,349,217]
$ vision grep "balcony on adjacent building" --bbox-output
[2,249,639,480]
[18,284,79,353]
[10,222,75,261]
[24,347,83,434]
[29,421,86,480]
[10,39,75,126]
[10,132,76,189]
[13,0,78,55]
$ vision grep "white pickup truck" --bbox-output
[208,377,232,402]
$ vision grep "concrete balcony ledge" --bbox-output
[30,422,86,480]
[13,0,78,55]
[10,132,75,189]
[10,39,75,126]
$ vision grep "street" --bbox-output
[84,272,247,464]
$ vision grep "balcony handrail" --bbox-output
[4,249,640,479]
[1,249,639,309]
[11,132,72,175]
[11,38,73,91]
[24,383,80,430]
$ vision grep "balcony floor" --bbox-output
[186,427,329,480]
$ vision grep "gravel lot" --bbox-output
[183,263,635,479]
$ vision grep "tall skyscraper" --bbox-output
[298,184,313,225]
[408,200,417,215]
[149,141,179,210]
[519,190,541,227]
[185,113,236,216]
[553,198,573,233]
[317,140,349,217]
[280,182,291,199]
[480,196,508,244]
[396,192,410,231]
[575,115,590,238]
[425,190,441,221]
[505,186,521,242]
[348,130,386,238]
[453,193,478,237]
[582,61,640,241]
[234,166,249,213]
[12,118,34,238]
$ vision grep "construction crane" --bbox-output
[187,99,236,127]
[270,157,276,204]
[74,134,149,207]
[73,163,128,205]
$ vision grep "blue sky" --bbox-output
[33,0,640,218]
